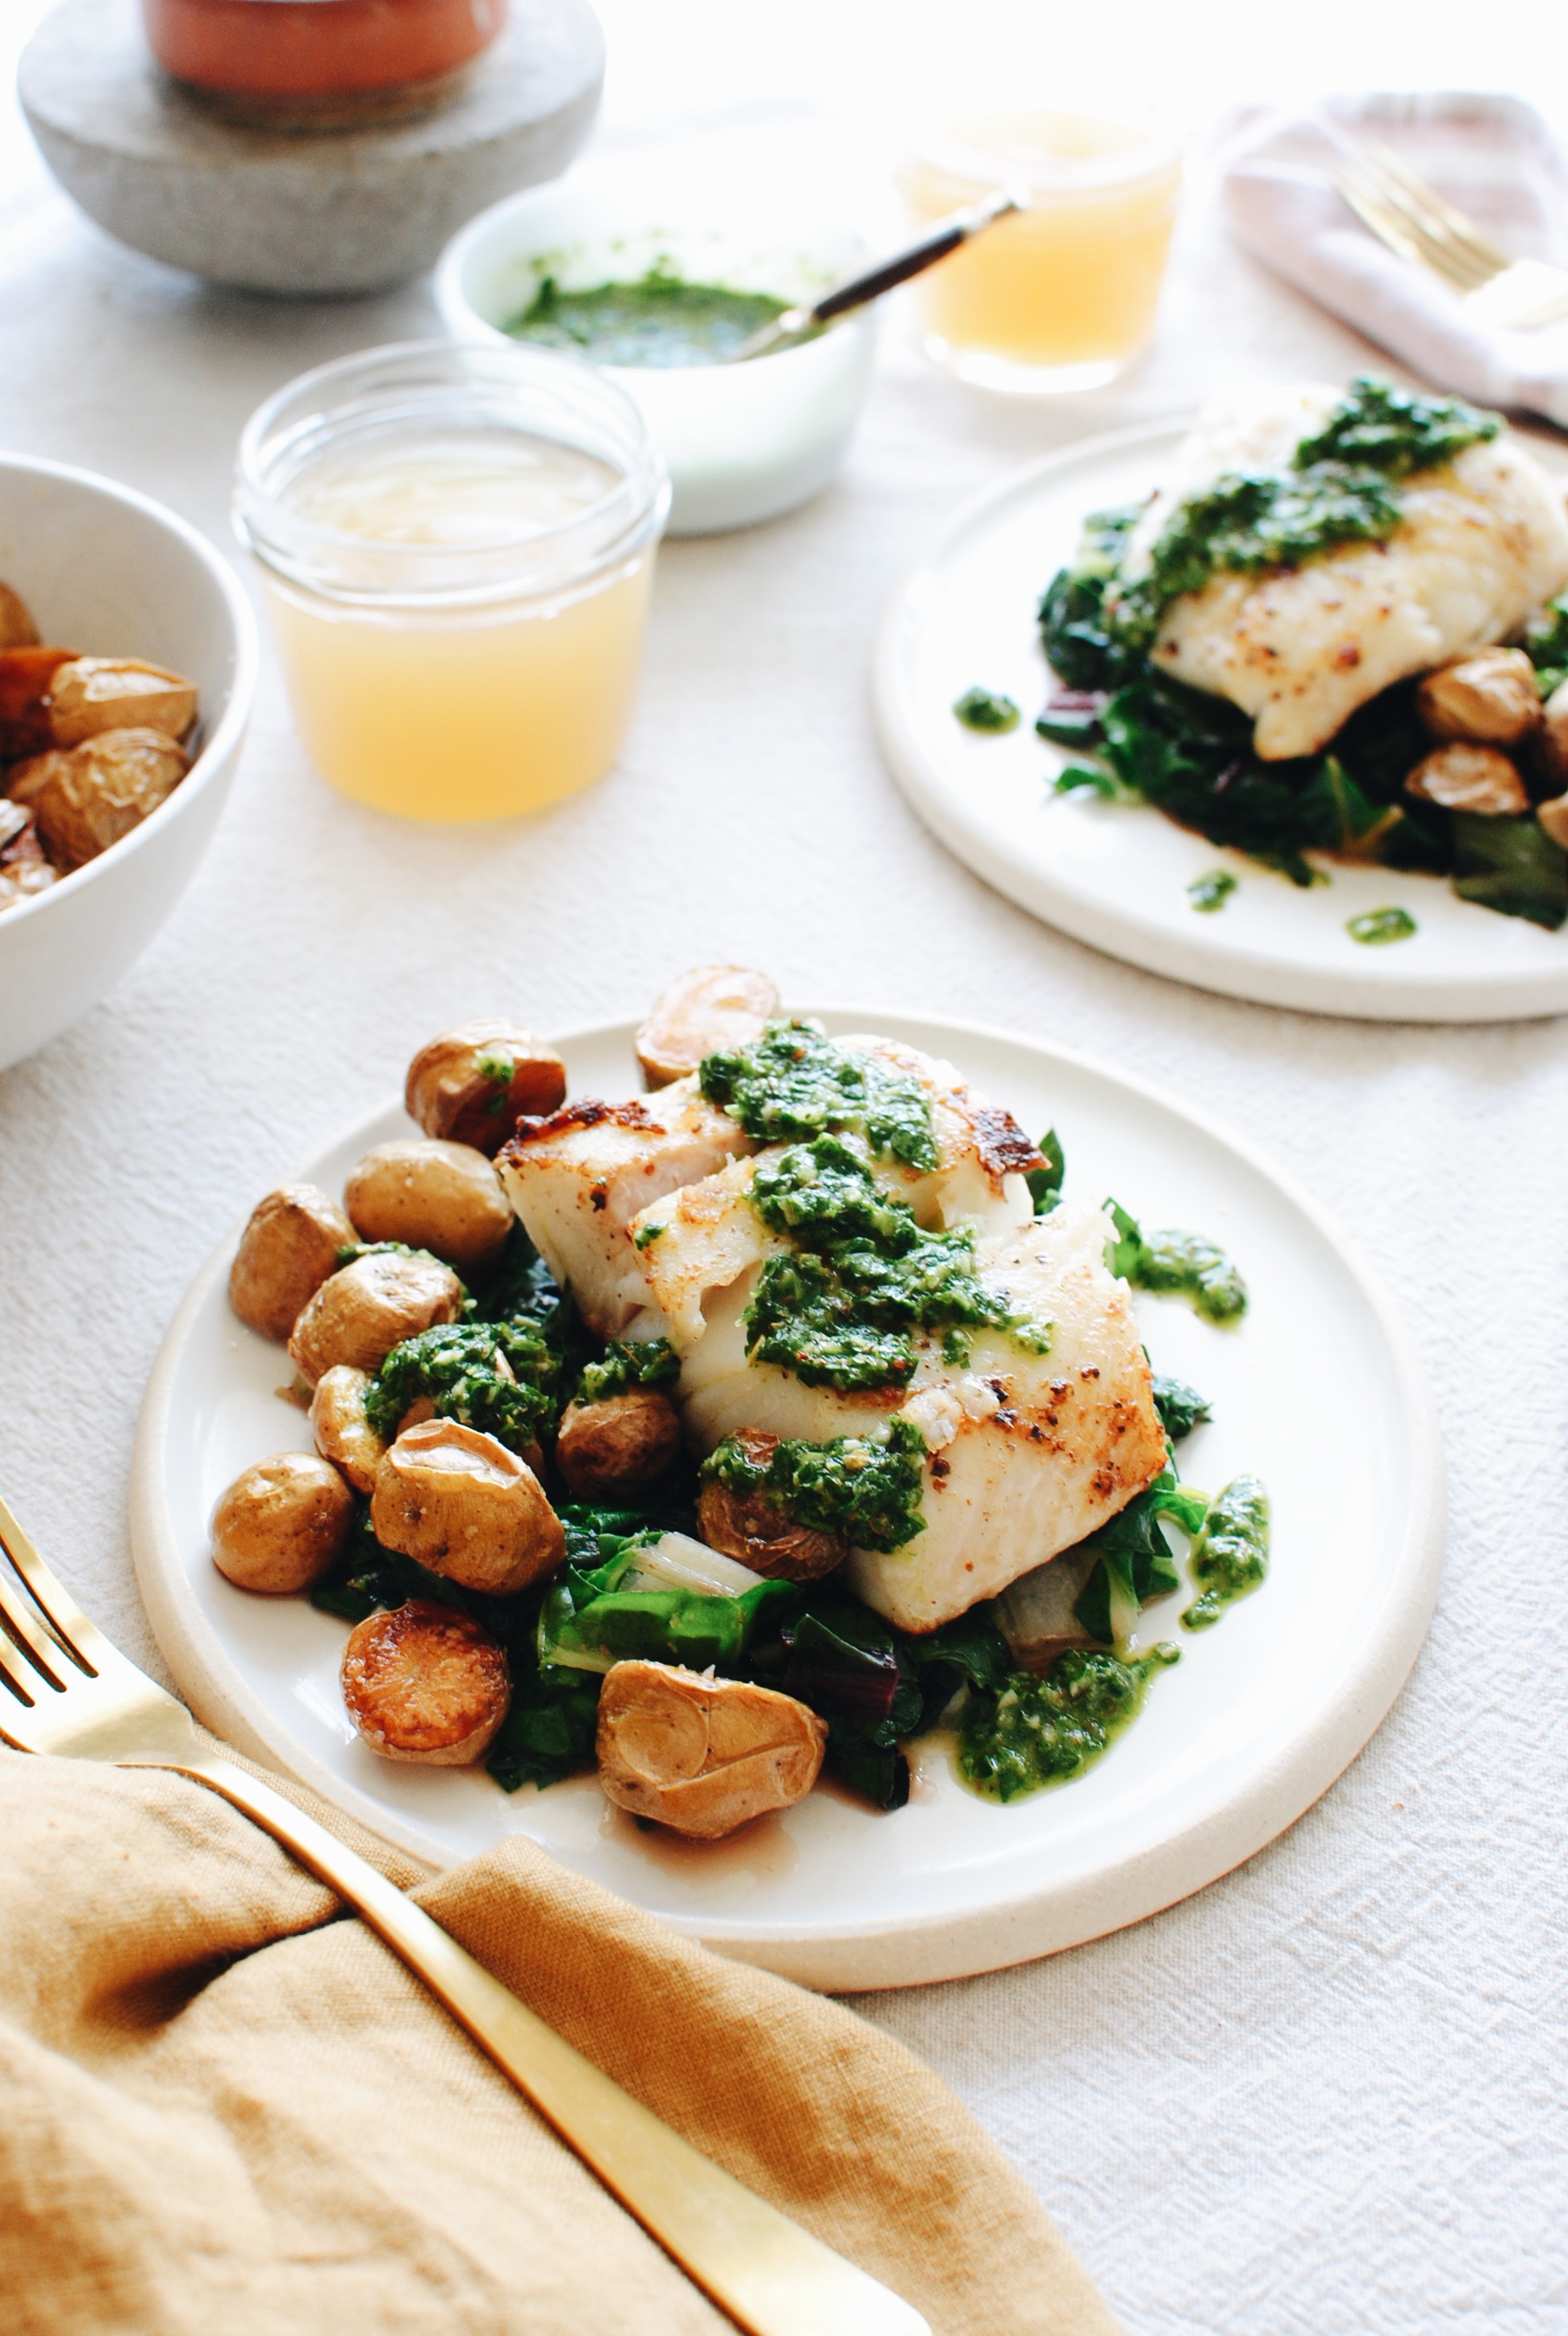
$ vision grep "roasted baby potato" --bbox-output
[0,645,77,760]
[405,1022,567,1155]
[369,1417,565,1596]
[8,726,190,868]
[0,581,40,650]
[1533,677,1568,789]
[1537,793,1568,849]
[695,1433,848,1582]
[288,1250,464,1386]
[344,1137,512,1276]
[341,1600,510,1766]
[1405,743,1530,816]
[597,1660,827,1838]
[635,965,780,1090]
[555,1389,682,1499]
[1416,647,1542,746]
[309,1363,387,1495]
[211,1451,355,1594]
[0,801,57,913]
[229,1183,358,1342]
[47,656,198,748]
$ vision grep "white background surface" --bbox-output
[0,3,1564,2330]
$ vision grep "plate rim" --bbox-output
[873,415,1568,1025]
[130,1006,1446,1989]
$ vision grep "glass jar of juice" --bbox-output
[235,343,669,821]
[897,109,1183,394]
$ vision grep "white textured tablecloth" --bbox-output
[2,5,1565,2329]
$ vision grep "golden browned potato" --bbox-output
[344,1137,512,1275]
[1533,677,1568,789]
[211,1452,355,1594]
[1416,648,1542,746]
[1405,744,1530,816]
[695,1433,847,1583]
[0,582,40,650]
[370,1417,565,1596]
[288,1250,463,1386]
[341,1600,510,1766]
[597,1661,827,1838]
[310,1364,387,1495]
[635,965,780,1090]
[48,656,198,748]
[229,1183,358,1341]
[1537,794,1568,849]
[8,727,190,868]
[555,1389,682,1499]
[0,801,57,914]
[405,1022,567,1156]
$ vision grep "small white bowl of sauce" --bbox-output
[435,163,878,535]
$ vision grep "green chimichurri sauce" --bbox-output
[702,1418,928,1553]
[1347,906,1417,945]
[1189,869,1237,913]
[1182,1474,1270,1630]
[742,1133,1053,1393]
[957,1645,1179,1801]
[953,686,1021,733]
[505,270,790,368]
[1106,377,1501,652]
[575,1337,680,1404]
[364,1317,562,1449]
[1107,1202,1249,1326]
[701,1021,938,1171]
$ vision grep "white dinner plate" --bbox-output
[131,1011,1444,1989]
[874,419,1568,1023]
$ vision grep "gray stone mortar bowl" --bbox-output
[19,0,605,296]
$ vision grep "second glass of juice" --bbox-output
[235,342,669,821]
[897,109,1183,395]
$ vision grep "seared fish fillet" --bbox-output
[848,1203,1166,1633]
[497,1076,747,1338]
[1125,384,1568,761]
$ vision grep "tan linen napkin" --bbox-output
[1220,92,1568,425]
[0,1746,1120,2336]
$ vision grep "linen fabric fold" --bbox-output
[1220,94,1568,427]
[0,1747,1120,2336]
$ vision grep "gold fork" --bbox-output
[0,1493,928,2336]
[1335,140,1568,332]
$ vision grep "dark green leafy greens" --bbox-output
[1152,1374,1211,1443]
[1070,1463,1208,1646]
[700,1418,928,1553]
[1024,1126,1065,1214]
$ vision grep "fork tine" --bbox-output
[1337,165,1490,293]
[0,1562,75,1692]
[1364,143,1510,275]
[0,1492,113,1678]
[0,1624,43,1717]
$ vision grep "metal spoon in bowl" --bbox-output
[729,184,1027,362]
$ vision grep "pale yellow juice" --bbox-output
[899,111,1182,391]
[264,434,657,821]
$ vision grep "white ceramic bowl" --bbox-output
[0,457,258,1074]
[435,169,878,535]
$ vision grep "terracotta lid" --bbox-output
[142,0,506,102]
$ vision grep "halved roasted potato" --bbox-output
[341,1600,510,1765]
[635,965,780,1089]
[696,1433,847,1583]
[596,1660,826,1838]
[309,1363,387,1495]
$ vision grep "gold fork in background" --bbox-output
[1335,140,1568,332]
[0,1493,928,2336]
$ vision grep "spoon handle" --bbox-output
[812,185,1020,323]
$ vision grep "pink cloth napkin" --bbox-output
[1220,92,1568,427]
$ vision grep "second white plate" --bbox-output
[874,419,1568,1022]
[131,1011,1444,1989]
